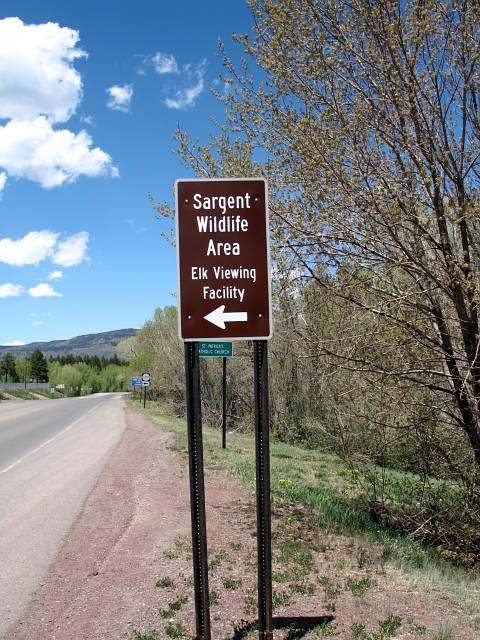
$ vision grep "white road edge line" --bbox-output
[0,403,101,475]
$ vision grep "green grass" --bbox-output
[4,389,39,400]
[0,387,61,400]
[165,622,185,639]
[222,576,242,590]
[159,596,188,619]
[345,576,375,598]
[132,631,159,640]
[351,615,402,640]
[156,576,175,589]
[130,400,480,624]
[30,387,60,399]
[432,624,457,640]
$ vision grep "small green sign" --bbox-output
[199,341,233,358]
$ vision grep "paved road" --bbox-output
[0,394,127,635]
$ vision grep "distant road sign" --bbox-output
[199,341,233,358]
[132,377,142,387]
[142,372,151,382]
[142,380,150,387]
[175,178,272,341]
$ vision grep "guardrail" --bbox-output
[0,382,50,390]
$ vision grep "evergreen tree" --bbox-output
[0,352,18,383]
[30,349,48,382]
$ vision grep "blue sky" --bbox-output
[0,0,252,345]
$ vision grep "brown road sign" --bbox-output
[175,178,272,341]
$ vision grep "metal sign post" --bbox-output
[175,177,273,640]
[222,356,227,450]
[254,340,273,640]
[184,342,211,640]
[142,373,150,408]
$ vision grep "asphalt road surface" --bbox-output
[0,393,127,635]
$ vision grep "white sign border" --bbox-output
[175,177,273,342]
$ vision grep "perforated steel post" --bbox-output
[254,340,273,640]
[222,356,227,449]
[185,342,211,640]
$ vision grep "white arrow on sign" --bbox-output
[204,305,248,330]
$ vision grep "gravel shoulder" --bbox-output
[4,404,258,640]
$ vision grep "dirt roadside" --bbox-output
[5,403,477,640]
[4,403,259,640]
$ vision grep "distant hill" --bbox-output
[0,329,137,359]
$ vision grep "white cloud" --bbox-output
[164,62,205,109]
[53,231,88,267]
[0,231,58,266]
[106,84,133,113]
[0,117,117,188]
[80,114,94,125]
[0,340,24,346]
[0,230,88,269]
[28,283,62,297]
[0,283,24,298]
[48,270,63,280]
[0,17,86,123]
[152,52,178,75]
[0,18,117,191]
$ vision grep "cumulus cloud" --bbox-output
[53,231,88,267]
[28,283,62,297]
[106,84,133,112]
[0,230,88,268]
[152,52,178,75]
[0,17,117,190]
[0,283,24,298]
[48,270,63,280]
[0,117,117,188]
[164,61,206,109]
[0,17,86,123]
[0,231,58,266]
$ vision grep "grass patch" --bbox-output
[156,576,175,589]
[130,400,480,623]
[159,595,188,619]
[432,624,457,640]
[165,622,185,638]
[30,387,61,399]
[345,576,375,598]
[222,576,242,590]
[132,631,159,640]
[4,389,39,400]
[351,615,402,639]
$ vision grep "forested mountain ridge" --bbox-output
[0,329,137,359]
